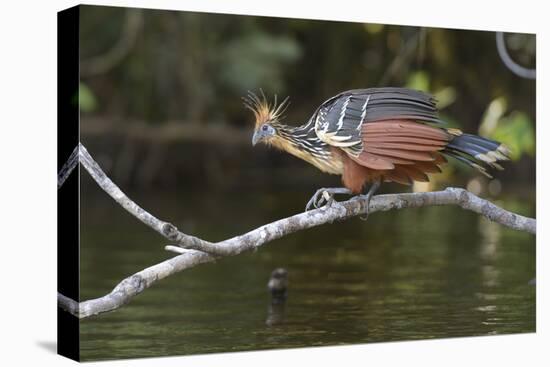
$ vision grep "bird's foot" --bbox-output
[358,180,381,221]
[305,187,352,211]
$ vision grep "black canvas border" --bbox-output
[57,4,80,362]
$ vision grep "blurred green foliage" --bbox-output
[79,7,535,123]
[78,82,97,112]
[78,5,535,185]
[406,70,457,110]
[490,112,535,160]
[406,71,430,92]
[218,32,302,92]
[479,97,535,160]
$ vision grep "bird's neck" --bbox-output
[276,119,316,142]
[270,122,312,154]
[268,121,344,175]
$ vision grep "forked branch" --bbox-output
[57,144,536,319]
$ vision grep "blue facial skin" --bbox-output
[252,123,276,146]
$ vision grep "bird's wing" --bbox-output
[349,120,452,185]
[313,93,369,156]
[354,120,450,172]
[313,88,444,158]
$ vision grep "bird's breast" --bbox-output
[271,137,344,175]
[303,151,344,175]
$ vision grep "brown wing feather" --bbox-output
[336,120,452,190]
[365,141,446,152]
[365,147,435,162]
[413,161,442,174]
[383,169,412,185]
[397,165,430,182]
[361,121,450,162]
[337,120,452,188]
[363,135,448,146]
[367,154,416,165]
[432,152,448,165]
[349,151,395,170]
[363,121,450,141]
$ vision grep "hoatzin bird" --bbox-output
[246,88,510,215]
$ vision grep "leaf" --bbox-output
[78,82,97,113]
[490,111,535,160]
[433,86,456,110]
[405,71,430,92]
[478,97,507,137]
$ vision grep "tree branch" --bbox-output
[57,145,79,188]
[58,144,535,319]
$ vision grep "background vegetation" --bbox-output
[78,5,535,196]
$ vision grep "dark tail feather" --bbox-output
[444,132,511,178]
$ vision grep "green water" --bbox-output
[79,183,535,361]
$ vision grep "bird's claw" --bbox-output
[358,195,372,221]
[358,181,381,220]
[359,209,370,221]
[305,188,334,211]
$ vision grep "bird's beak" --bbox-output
[252,130,262,146]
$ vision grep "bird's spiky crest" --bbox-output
[243,90,289,130]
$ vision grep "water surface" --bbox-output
[79,182,535,361]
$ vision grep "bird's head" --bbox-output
[243,91,289,146]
